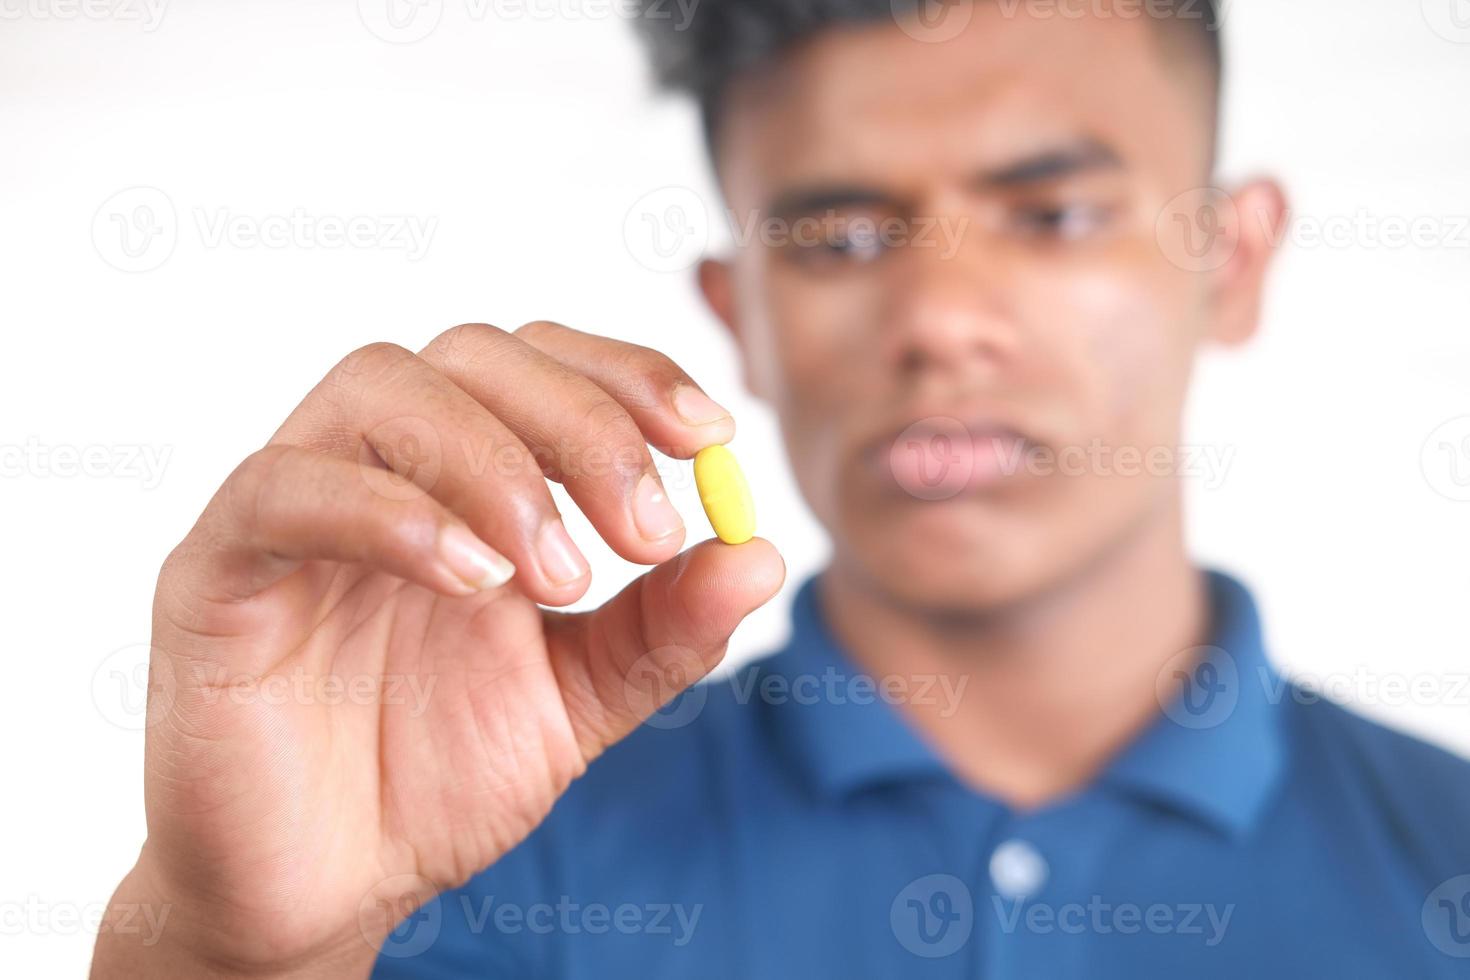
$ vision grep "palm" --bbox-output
[146,564,592,964]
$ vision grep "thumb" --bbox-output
[548,536,785,762]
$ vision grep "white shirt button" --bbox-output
[989,839,1048,899]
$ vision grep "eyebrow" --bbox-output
[978,139,1124,187]
[766,187,893,223]
[764,139,1126,220]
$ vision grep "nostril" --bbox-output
[899,347,926,374]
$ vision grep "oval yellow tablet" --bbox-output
[693,444,756,545]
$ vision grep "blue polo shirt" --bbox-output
[374,569,1470,978]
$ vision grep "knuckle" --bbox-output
[575,397,647,483]
[453,321,505,337]
[612,338,666,370]
[212,445,300,548]
[331,341,412,384]
[637,346,686,385]
[609,341,686,403]
[581,394,640,446]
[156,540,190,589]
[439,321,506,347]
[513,319,566,340]
[228,445,295,500]
[426,322,512,370]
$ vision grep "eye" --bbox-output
[783,213,891,267]
[825,218,887,262]
[1010,202,1114,241]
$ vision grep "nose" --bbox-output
[882,224,1018,384]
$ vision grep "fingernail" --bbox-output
[632,472,684,542]
[672,384,732,427]
[537,519,589,587]
[439,525,516,591]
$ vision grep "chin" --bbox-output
[837,497,1064,616]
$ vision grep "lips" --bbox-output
[866,411,1041,499]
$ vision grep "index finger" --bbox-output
[511,320,738,459]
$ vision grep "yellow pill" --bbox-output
[693,444,756,545]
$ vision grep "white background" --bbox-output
[2,0,1468,974]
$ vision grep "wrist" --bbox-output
[91,859,378,980]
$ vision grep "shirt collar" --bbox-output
[766,568,1285,839]
[1098,569,1286,839]
[765,575,950,797]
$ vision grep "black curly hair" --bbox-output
[633,0,1222,156]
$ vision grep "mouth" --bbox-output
[863,411,1042,499]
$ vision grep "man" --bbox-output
[95,1,1470,977]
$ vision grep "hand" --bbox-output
[92,322,784,978]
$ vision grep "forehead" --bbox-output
[717,6,1210,199]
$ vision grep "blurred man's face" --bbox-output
[703,5,1277,614]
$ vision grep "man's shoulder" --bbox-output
[1284,683,1470,784]
[1280,684,1470,867]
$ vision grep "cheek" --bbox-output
[752,264,888,516]
[762,265,885,406]
[1027,258,1196,444]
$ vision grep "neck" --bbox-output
[819,494,1209,810]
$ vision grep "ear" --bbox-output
[697,257,767,401]
[1206,178,1289,348]
[697,257,736,335]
